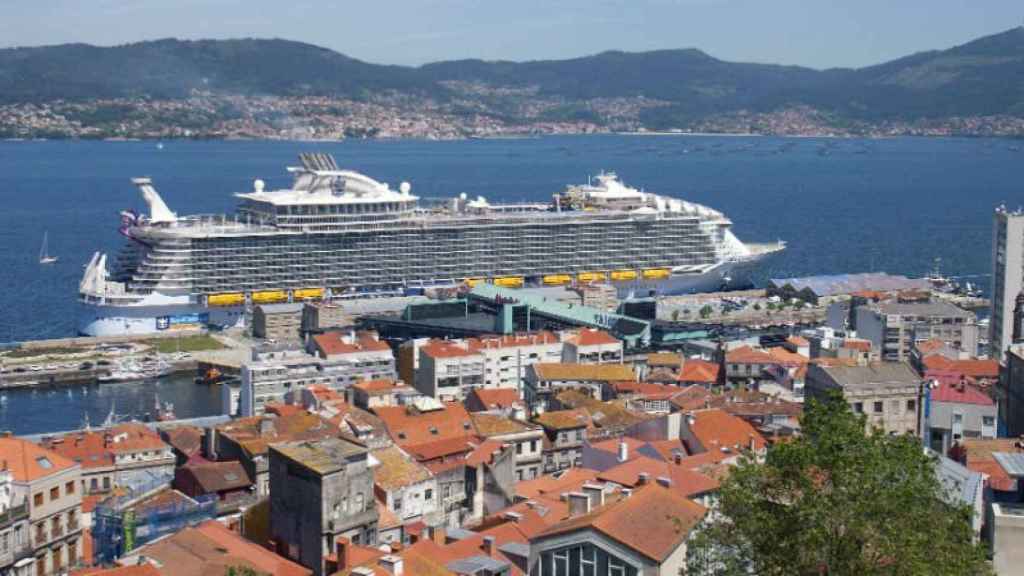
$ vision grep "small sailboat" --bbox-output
[39,231,58,264]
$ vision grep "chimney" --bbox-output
[568,492,591,517]
[621,488,633,499]
[656,476,672,488]
[429,525,446,545]
[617,439,629,463]
[503,511,522,523]
[748,433,757,452]
[637,472,650,485]
[336,537,351,570]
[581,483,605,508]
[258,417,275,436]
[379,555,404,576]
[673,451,683,465]
[482,536,496,556]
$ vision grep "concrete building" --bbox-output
[527,483,706,576]
[470,413,545,481]
[805,363,923,435]
[253,303,304,342]
[524,363,636,414]
[370,445,440,527]
[39,423,175,496]
[561,329,623,364]
[923,378,997,455]
[534,409,590,473]
[239,337,396,416]
[413,333,563,402]
[212,411,339,497]
[0,466,31,575]
[0,437,84,576]
[991,206,1024,356]
[856,301,977,362]
[992,503,1024,576]
[302,301,353,333]
[348,379,419,410]
[1001,344,1024,437]
[270,437,379,576]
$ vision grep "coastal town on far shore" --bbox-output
[4,91,1024,141]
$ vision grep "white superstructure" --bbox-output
[79,154,784,336]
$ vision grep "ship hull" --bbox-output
[77,253,777,337]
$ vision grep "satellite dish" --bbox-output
[254,179,265,193]
[400,182,412,195]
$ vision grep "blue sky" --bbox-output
[1,0,1020,68]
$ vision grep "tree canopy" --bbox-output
[686,392,991,576]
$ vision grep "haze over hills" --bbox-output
[2,27,1023,138]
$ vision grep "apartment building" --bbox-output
[0,437,83,576]
[414,333,563,402]
[805,362,923,435]
[856,301,977,362]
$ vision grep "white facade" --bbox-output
[992,207,1024,356]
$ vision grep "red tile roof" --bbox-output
[467,331,560,351]
[612,381,681,400]
[40,423,169,470]
[930,380,995,406]
[127,519,311,576]
[313,331,391,356]
[466,388,522,411]
[841,339,873,352]
[726,346,776,364]
[922,355,999,380]
[72,565,161,576]
[404,436,476,462]
[515,468,600,500]
[533,408,591,431]
[688,408,767,453]
[678,360,719,383]
[597,456,720,497]
[786,336,809,347]
[567,328,620,347]
[0,437,77,482]
[179,461,252,494]
[420,340,478,359]
[352,379,405,394]
[374,403,476,448]
[537,484,706,562]
[915,339,948,355]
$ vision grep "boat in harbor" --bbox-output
[78,153,785,336]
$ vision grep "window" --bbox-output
[530,440,538,452]
[444,485,451,499]
[424,488,432,501]
[103,477,111,490]
[984,416,996,427]
[873,401,884,414]
[49,487,59,501]
[0,532,8,554]
[90,479,98,492]
[393,496,402,512]
[907,399,916,412]
[853,402,863,413]
[516,443,524,455]
[33,493,43,507]
[65,481,75,495]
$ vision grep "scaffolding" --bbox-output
[92,493,217,565]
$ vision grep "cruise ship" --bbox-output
[79,153,784,336]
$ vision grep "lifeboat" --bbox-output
[464,277,484,287]
[543,274,572,285]
[207,293,245,307]
[252,290,288,304]
[293,287,324,300]
[642,268,672,280]
[577,272,607,283]
[610,269,638,281]
[493,276,524,288]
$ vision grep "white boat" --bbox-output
[39,231,58,264]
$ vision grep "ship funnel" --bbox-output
[132,178,176,224]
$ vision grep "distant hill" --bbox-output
[2,27,1023,126]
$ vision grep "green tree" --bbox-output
[752,302,762,312]
[699,304,714,319]
[686,392,991,576]
[225,567,265,576]
[672,309,681,322]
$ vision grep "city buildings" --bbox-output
[0,437,83,576]
[855,301,978,362]
[991,206,1024,356]
[369,445,440,527]
[527,483,706,576]
[923,378,998,455]
[252,303,304,342]
[269,437,379,576]
[39,423,175,497]
[534,409,590,473]
[469,413,545,481]
[413,333,564,402]
[561,329,623,364]
[805,363,923,435]
[524,363,636,413]
[1001,344,1024,437]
